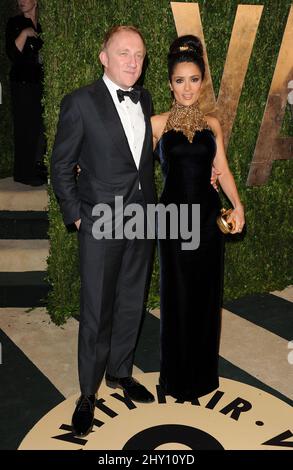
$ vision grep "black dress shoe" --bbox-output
[105,374,155,403]
[71,394,95,437]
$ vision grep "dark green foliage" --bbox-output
[41,0,292,324]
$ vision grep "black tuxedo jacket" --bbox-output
[51,78,156,226]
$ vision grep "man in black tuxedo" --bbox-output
[51,25,156,437]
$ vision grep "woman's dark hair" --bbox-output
[168,35,205,80]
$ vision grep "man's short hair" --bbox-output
[101,25,146,51]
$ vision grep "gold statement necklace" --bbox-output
[164,100,210,143]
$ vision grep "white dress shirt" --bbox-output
[103,73,145,171]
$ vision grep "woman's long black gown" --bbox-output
[157,128,224,401]
[6,14,45,184]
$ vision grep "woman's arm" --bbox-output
[208,116,245,233]
[5,17,37,60]
[15,28,37,52]
[151,113,169,150]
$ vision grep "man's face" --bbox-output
[99,30,146,90]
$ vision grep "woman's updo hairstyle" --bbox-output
[168,35,205,80]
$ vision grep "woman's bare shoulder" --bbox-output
[205,114,222,136]
[151,112,170,125]
[151,112,170,139]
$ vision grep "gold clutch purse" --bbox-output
[217,208,235,234]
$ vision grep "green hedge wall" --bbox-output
[0,1,16,177]
[41,0,293,324]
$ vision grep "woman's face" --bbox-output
[17,0,37,14]
[170,61,203,106]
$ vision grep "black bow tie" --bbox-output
[117,88,141,104]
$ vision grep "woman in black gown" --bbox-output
[151,35,245,401]
[6,0,46,186]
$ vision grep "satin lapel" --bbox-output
[90,79,133,163]
[139,89,152,169]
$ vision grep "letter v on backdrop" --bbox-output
[171,2,293,186]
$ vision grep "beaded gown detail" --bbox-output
[157,128,224,401]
